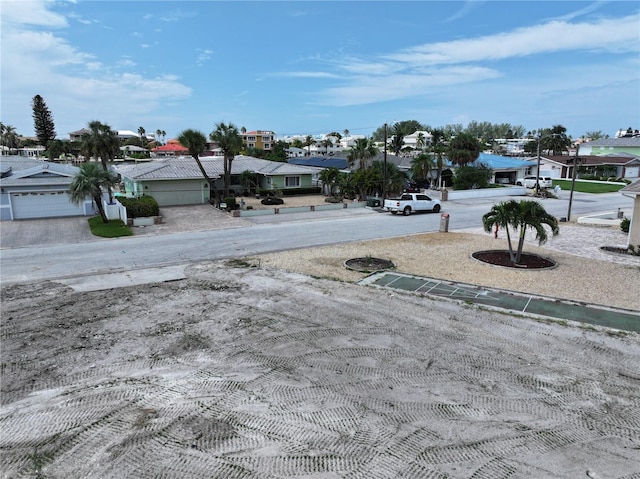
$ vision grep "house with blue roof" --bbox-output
[476,153,534,184]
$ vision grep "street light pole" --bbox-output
[566,143,580,222]
[536,136,542,193]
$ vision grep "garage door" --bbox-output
[11,191,85,219]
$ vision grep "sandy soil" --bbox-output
[1,197,640,478]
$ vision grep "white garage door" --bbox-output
[11,191,85,219]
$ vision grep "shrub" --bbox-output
[621,217,630,233]
[452,163,493,190]
[324,196,342,203]
[118,195,159,218]
[223,196,237,210]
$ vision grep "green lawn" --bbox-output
[88,216,133,238]
[552,179,627,194]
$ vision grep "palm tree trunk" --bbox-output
[516,229,527,264]
[93,193,109,223]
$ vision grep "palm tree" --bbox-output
[210,122,243,197]
[304,135,314,156]
[68,162,118,223]
[321,138,333,156]
[544,125,571,156]
[82,121,120,171]
[1,124,20,154]
[431,128,446,188]
[348,138,378,170]
[483,200,559,264]
[410,153,435,186]
[155,129,162,145]
[447,132,481,166]
[177,129,213,197]
[138,126,146,147]
[161,130,166,144]
[415,132,426,152]
[319,167,340,196]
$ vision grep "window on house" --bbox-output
[263,143,271,150]
[285,176,300,187]
[247,136,256,142]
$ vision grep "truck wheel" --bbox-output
[433,204,441,213]
[403,206,411,216]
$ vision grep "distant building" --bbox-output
[242,130,275,151]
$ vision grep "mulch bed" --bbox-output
[472,250,556,269]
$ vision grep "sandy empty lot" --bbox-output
[2,248,639,478]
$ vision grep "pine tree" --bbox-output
[32,94,56,146]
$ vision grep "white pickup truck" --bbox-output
[384,193,442,215]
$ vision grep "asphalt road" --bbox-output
[0,191,632,285]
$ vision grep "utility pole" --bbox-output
[383,123,387,202]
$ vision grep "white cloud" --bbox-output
[0,0,192,137]
[385,14,640,66]
[299,13,640,108]
[196,48,213,66]
[0,0,67,28]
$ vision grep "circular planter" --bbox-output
[344,257,395,273]
[472,250,556,270]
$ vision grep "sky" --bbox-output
[1,0,639,142]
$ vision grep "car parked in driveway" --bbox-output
[515,176,552,188]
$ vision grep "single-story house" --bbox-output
[475,153,535,184]
[620,179,640,247]
[115,155,317,206]
[0,157,94,220]
[578,137,640,157]
[536,155,640,179]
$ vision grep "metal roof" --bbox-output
[115,156,315,181]
[0,158,80,187]
[620,178,640,195]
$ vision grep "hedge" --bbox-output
[118,196,159,218]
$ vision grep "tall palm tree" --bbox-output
[155,129,162,145]
[161,130,166,144]
[304,135,314,156]
[210,122,243,197]
[177,129,212,197]
[483,200,559,264]
[431,128,446,188]
[68,162,118,223]
[138,126,146,147]
[348,138,378,170]
[322,138,333,156]
[82,121,120,171]
[415,132,426,152]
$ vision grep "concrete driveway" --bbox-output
[0,205,246,249]
[0,216,98,249]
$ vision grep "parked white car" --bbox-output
[515,176,552,188]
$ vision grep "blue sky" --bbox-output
[1,1,639,141]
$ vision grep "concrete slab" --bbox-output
[57,264,187,292]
